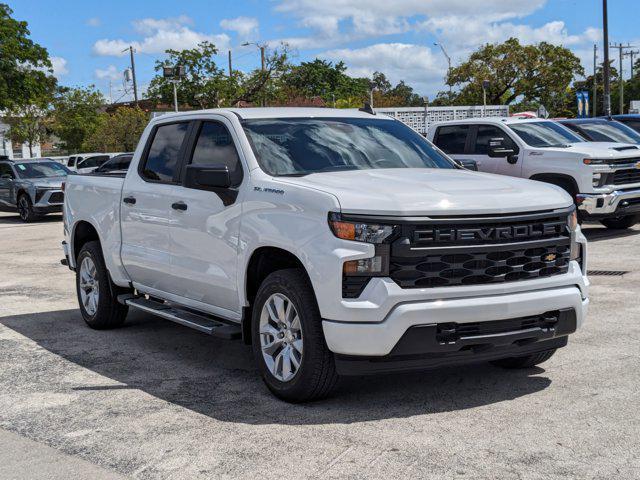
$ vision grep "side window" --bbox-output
[474,125,518,154]
[80,155,109,169]
[142,123,189,182]
[0,163,14,178]
[434,125,469,154]
[67,156,76,167]
[189,121,243,186]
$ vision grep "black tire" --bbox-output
[600,215,638,230]
[490,349,557,369]
[17,194,38,223]
[251,268,338,402]
[76,240,128,329]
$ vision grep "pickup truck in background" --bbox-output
[62,108,589,402]
[427,117,640,230]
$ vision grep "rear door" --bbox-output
[432,125,473,167]
[120,121,191,293]
[165,118,245,316]
[0,163,15,206]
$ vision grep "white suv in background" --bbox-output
[427,118,640,229]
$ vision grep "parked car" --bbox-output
[558,118,640,144]
[67,153,102,172]
[62,108,588,402]
[610,114,640,133]
[93,153,134,173]
[0,158,71,222]
[427,117,640,229]
[68,153,122,174]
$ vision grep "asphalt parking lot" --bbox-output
[0,211,639,480]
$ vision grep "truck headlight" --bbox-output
[328,213,397,244]
[329,213,396,277]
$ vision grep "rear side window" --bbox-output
[67,156,76,167]
[189,122,243,186]
[142,123,189,182]
[474,125,517,154]
[0,163,14,178]
[79,155,109,169]
[434,125,469,154]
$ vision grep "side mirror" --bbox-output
[487,137,516,158]
[184,164,231,191]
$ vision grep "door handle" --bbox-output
[171,201,188,211]
[123,196,136,205]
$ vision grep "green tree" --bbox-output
[52,86,105,153]
[6,94,52,157]
[436,38,584,115]
[83,107,148,152]
[0,3,57,111]
[280,59,369,105]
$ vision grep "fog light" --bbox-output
[344,256,384,276]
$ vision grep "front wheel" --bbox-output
[251,268,338,402]
[76,241,128,329]
[600,215,638,230]
[17,194,38,223]
[490,349,557,369]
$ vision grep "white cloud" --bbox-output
[93,15,230,56]
[220,16,259,39]
[86,17,101,27]
[95,65,121,81]
[322,43,444,94]
[50,57,68,77]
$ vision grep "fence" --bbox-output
[375,105,510,134]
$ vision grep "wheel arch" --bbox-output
[71,220,102,262]
[529,173,579,197]
[242,246,310,344]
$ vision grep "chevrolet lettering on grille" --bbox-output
[414,221,566,243]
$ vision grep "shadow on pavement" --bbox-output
[0,213,62,225]
[1,308,552,425]
[581,224,640,243]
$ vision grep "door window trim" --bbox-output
[138,120,193,184]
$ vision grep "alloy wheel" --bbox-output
[79,257,100,316]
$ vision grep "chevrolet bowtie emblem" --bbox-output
[544,253,557,262]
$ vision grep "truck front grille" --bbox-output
[613,168,640,185]
[388,209,572,289]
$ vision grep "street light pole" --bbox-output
[593,44,598,117]
[123,46,138,105]
[434,43,452,98]
[602,0,611,116]
[242,42,267,106]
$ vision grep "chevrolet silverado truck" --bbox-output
[62,108,589,402]
[427,117,640,229]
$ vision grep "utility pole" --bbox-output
[593,44,598,117]
[242,42,268,106]
[602,0,611,116]
[610,42,636,114]
[624,49,639,79]
[228,50,233,79]
[128,46,138,105]
[434,42,452,98]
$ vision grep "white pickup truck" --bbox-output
[62,108,589,402]
[427,117,640,229]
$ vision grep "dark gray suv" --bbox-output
[0,159,72,222]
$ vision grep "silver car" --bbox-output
[0,158,72,222]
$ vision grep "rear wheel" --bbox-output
[76,241,128,329]
[490,349,557,369]
[600,215,638,230]
[251,268,338,402]
[17,194,38,223]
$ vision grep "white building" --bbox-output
[0,120,41,159]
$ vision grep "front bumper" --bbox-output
[577,188,640,218]
[33,189,64,213]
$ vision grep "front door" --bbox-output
[469,124,522,177]
[120,121,190,293]
[166,119,245,316]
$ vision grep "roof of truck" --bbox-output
[153,107,393,122]
[431,117,556,127]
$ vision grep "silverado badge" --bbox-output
[544,253,557,262]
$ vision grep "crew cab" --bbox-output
[62,108,589,402]
[428,117,640,229]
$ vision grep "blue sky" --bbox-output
[10,0,639,101]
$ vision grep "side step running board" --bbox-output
[122,296,241,340]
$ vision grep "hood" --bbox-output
[23,176,65,188]
[535,142,640,158]
[281,169,572,216]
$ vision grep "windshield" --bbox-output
[15,161,70,178]
[574,121,640,144]
[242,117,455,176]
[508,121,584,147]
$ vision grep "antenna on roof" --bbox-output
[359,102,376,115]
